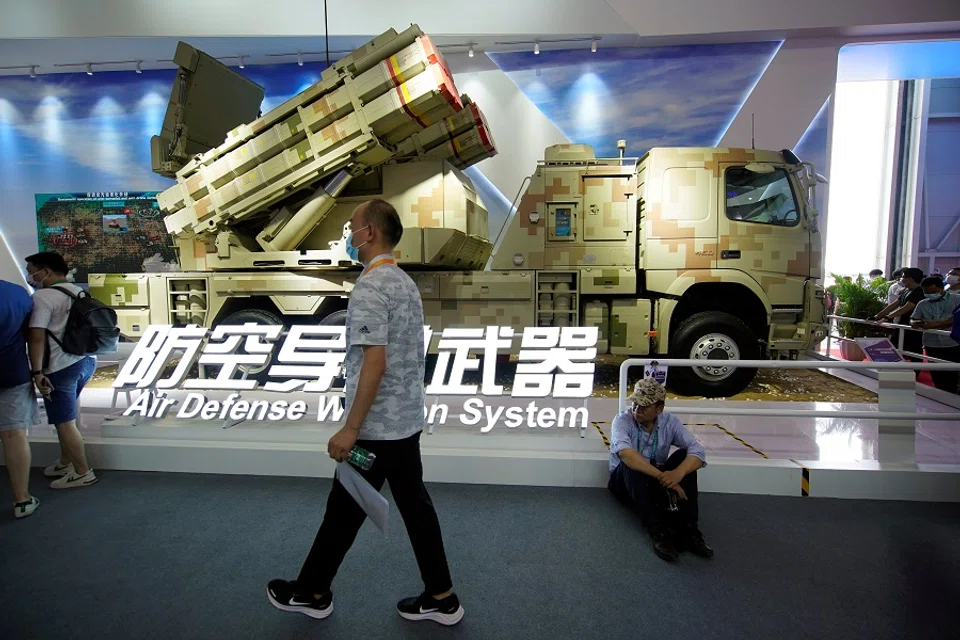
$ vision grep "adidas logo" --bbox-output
[359,326,370,334]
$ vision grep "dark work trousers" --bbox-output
[608,449,699,530]
[925,345,960,394]
[297,431,453,595]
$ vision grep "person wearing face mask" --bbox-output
[944,267,960,293]
[268,200,463,626]
[608,378,712,562]
[911,276,960,394]
[24,252,98,489]
[871,267,926,365]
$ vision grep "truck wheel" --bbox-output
[317,309,348,326]
[668,311,760,398]
[216,308,285,378]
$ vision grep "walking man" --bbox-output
[0,279,41,518]
[267,199,463,625]
[25,252,98,488]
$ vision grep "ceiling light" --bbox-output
[297,52,303,67]
[468,45,474,58]
[135,61,142,73]
[29,66,37,78]
[534,42,540,55]
[86,63,93,75]
[591,39,597,53]
[239,56,246,69]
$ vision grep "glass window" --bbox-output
[725,167,800,227]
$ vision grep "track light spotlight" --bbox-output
[534,42,540,55]
[468,45,474,58]
[591,39,597,53]
[86,63,93,75]
[298,52,303,66]
[135,61,142,73]
[29,66,37,78]
[239,56,246,69]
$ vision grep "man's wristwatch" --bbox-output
[31,370,43,376]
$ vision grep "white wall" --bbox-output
[824,81,900,278]
[457,70,570,214]
[719,39,841,152]
[1,0,957,38]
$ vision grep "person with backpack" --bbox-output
[25,252,102,489]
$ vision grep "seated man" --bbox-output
[608,378,712,562]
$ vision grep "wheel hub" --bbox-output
[688,333,741,381]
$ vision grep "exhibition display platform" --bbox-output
[22,369,960,504]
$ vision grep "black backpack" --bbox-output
[47,285,121,357]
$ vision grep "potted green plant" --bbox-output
[827,274,889,360]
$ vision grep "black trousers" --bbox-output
[608,449,699,530]
[297,431,453,595]
[926,345,960,394]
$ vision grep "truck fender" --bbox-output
[656,269,772,353]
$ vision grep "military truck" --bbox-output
[88,24,828,397]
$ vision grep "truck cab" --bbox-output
[489,143,827,396]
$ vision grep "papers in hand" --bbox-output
[336,462,389,534]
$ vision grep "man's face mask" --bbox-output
[26,268,47,289]
[925,291,944,300]
[345,225,370,263]
[947,275,960,286]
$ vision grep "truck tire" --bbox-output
[317,309,348,326]
[668,311,760,398]
[216,308,285,378]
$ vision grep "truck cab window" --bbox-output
[725,167,800,227]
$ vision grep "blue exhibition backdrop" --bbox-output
[487,41,782,158]
[12,37,951,267]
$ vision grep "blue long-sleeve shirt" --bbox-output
[609,409,707,473]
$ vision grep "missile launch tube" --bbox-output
[258,169,353,252]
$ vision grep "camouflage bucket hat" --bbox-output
[628,378,666,407]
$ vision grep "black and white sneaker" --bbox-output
[266,579,333,619]
[397,592,464,626]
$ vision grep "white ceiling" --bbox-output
[0,0,958,77]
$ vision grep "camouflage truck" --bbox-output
[88,24,828,397]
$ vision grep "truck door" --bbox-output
[717,164,808,306]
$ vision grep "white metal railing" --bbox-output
[823,314,957,363]
[617,358,960,421]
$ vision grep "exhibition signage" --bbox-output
[115,324,598,432]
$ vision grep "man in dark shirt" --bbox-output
[872,267,926,365]
[0,279,41,518]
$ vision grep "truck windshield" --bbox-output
[725,167,800,227]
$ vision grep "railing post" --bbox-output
[876,370,917,464]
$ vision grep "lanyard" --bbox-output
[633,416,659,463]
[361,257,396,278]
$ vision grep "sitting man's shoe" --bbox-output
[683,527,715,558]
[649,526,679,562]
[397,592,464,626]
[266,579,333,619]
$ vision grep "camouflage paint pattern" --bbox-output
[90,25,829,378]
